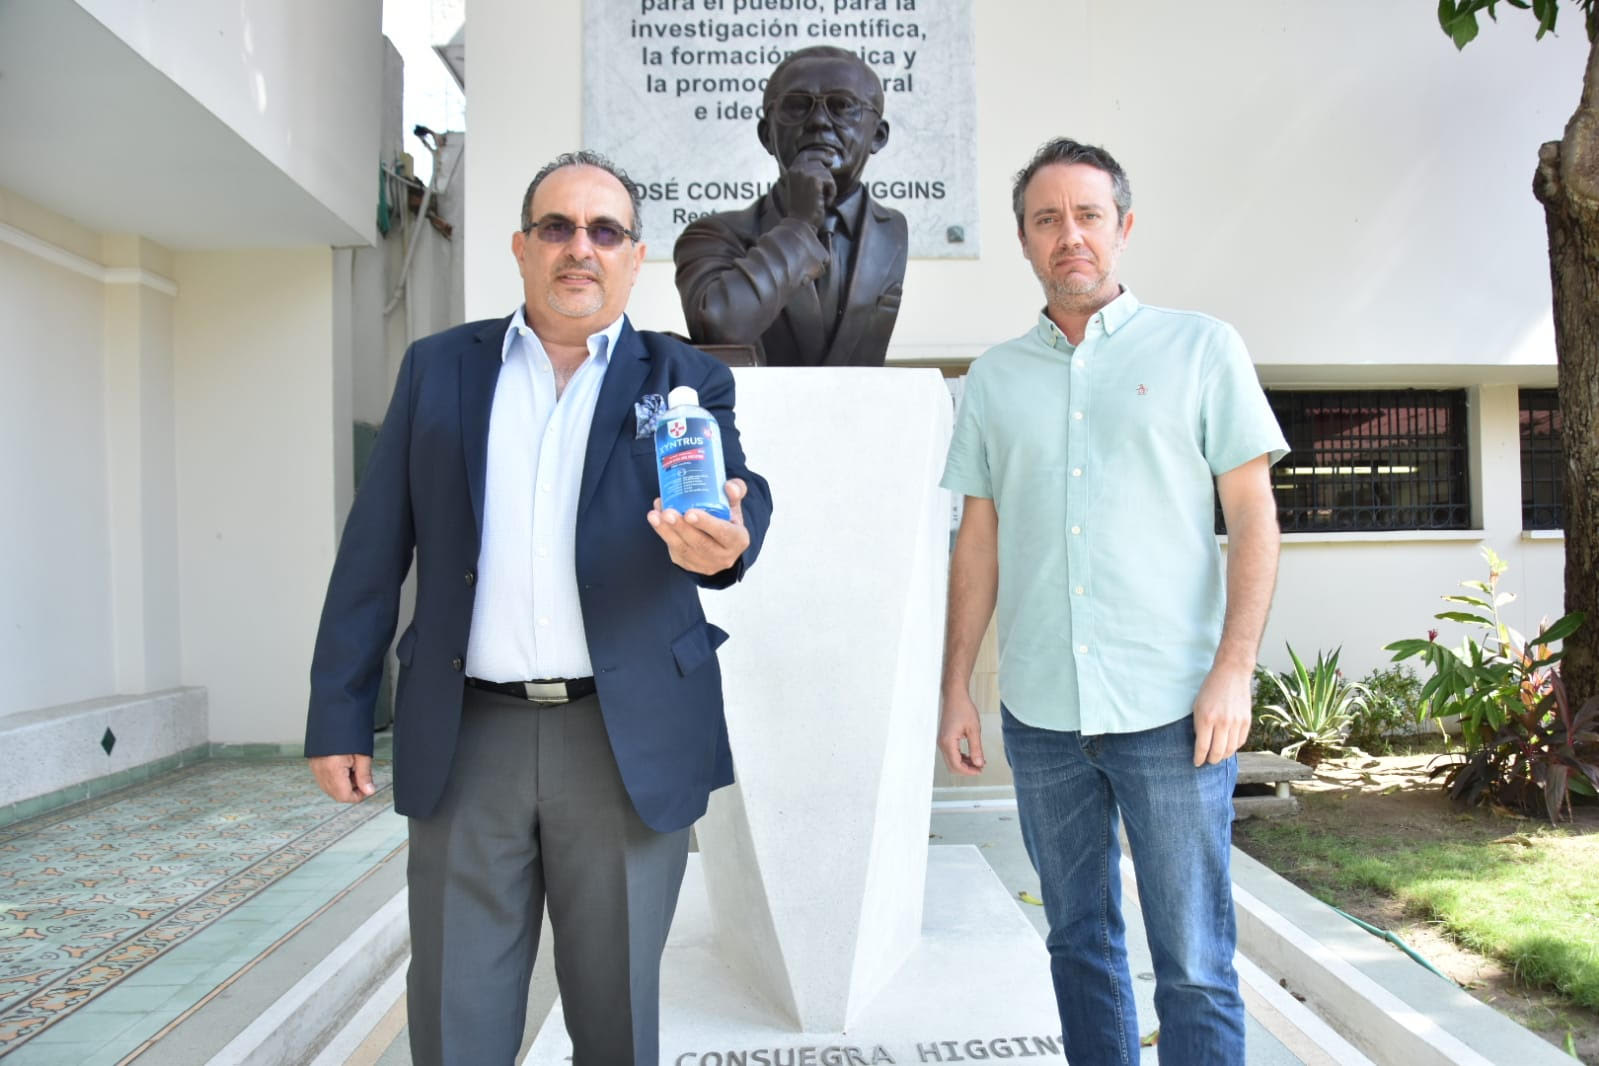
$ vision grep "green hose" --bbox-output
[1332,907,1456,984]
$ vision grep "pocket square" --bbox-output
[635,394,666,438]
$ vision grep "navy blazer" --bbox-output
[305,316,772,833]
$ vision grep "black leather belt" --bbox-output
[465,676,597,705]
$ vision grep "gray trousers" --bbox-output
[405,687,691,1066]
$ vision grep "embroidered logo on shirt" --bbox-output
[1135,384,1148,395]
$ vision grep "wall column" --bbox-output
[103,234,181,694]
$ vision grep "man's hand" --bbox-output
[937,689,987,776]
[780,160,835,231]
[1191,663,1254,766]
[310,754,375,802]
[647,478,752,576]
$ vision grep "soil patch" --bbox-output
[1233,750,1599,1062]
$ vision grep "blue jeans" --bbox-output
[1001,708,1245,1065]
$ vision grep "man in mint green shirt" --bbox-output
[938,138,1287,1065]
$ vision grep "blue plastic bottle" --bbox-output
[654,385,731,520]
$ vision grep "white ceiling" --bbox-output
[0,2,369,249]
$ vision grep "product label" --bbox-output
[656,413,730,518]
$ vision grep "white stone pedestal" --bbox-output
[700,368,954,1030]
[524,847,1064,1064]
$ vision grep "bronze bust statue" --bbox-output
[673,46,908,367]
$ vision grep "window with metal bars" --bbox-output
[1216,389,1471,534]
[1520,388,1563,530]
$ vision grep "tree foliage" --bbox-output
[1437,0,1598,50]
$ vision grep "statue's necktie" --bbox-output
[817,213,845,339]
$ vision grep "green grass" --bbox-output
[1240,818,1599,1010]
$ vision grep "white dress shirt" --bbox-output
[463,307,625,681]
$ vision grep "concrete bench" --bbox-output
[1233,751,1315,820]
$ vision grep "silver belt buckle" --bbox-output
[522,680,567,704]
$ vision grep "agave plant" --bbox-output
[1259,645,1370,767]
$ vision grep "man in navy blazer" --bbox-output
[305,151,771,1066]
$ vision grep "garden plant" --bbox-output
[1386,547,1596,822]
[1257,645,1369,767]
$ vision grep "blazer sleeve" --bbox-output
[304,344,419,757]
[673,210,828,347]
[693,357,772,590]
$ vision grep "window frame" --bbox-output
[1219,388,1473,535]
[1519,387,1564,532]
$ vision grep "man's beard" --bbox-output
[546,256,606,318]
[1035,240,1122,308]
[1041,271,1106,302]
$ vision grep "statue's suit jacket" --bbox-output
[304,316,772,834]
[674,190,907,366]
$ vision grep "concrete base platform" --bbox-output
[527,846,1065,1064]
[297,804,1567,1066]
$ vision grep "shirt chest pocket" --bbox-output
[1094,385,1201,478]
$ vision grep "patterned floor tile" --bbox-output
[0,759,394,1057]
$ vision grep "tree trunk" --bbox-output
[1534,34,1599,704]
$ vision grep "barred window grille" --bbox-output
[1520,388,1564,530]
[1217,389,1470,534]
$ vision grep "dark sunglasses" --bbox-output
[767,91,880,127]
[524,217,638,249]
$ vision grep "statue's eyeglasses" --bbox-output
[767,91,880,127]
[524,217,638,249]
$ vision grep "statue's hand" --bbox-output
[781,160,834,231]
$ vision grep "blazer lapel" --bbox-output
[461,316,510,538]
[578,319,651,521]
[827,199,892,363]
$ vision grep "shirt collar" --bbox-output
[1097,288,1140,334]
[502,306,627,366]
[1034,288,1142,349]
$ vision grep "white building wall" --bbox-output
[0,199,116,720]
[173,249,343,744]
[72,0,383,247]
[2,5,407,785]
[1262,384,1566,678]
[465,0,1587,359]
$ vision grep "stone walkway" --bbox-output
[0,755,1570,1065]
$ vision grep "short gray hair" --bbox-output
[519,150,643,235]
[1011,138,1132,230]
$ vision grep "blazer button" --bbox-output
[450,657,464,671]
[464,570,476,586]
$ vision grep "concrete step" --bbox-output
[131,842,409,1066]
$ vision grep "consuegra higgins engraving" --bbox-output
[671,1034,1071,1064]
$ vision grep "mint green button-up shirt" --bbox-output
[941,291,1289,735]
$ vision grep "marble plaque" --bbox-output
[583,0,978,259]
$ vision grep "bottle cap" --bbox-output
[667,385,699,408]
